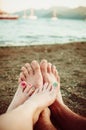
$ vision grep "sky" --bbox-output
[0,0,86,12]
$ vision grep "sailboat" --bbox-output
[23,9,28,19]
[29,8,37,20]
[52,8,58,20]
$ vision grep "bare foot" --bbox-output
[7,60,43,112]
[19,60,43,88]
[0,83,57,130]
[22,82,57,125]
[7,82,35,112]
[40,59,63,104]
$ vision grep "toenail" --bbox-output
[28,83,32,87]
[53,82,58,88]
[31,86,36,91]
[21,81,27,88]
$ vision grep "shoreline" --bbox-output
[0,42,86,116]
[0,41,86,47]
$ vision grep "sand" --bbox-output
[0,42,86,117]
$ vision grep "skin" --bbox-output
[40,59,63,104]
[19,60,43,88]
[7,60,43,112]
[34,108,57,130]
[20,60,60,130]
[7,82,35,112]
[6,59,85,130]
[40,59,86,130]
[6,60,57,130]
[0,83,57,130]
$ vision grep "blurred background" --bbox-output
[0,0,86,46]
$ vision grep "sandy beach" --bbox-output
[0,42,86,117]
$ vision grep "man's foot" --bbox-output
[19,60,43,88]
[40,59,63,104]
[7,82,35,112]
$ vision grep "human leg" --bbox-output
[34,108,57,130]
[19,60,58,130]
[50,100,86,130]
[7,82,35,112]
[0,83,57,130]
[40,59,86,130]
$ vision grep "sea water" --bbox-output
[0,18,86,46]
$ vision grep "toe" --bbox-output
[24,84,31,93]
[27,86,36,96]
[31,60,40,74]
[18,72,26,83]
[25,63,33,75]
[47,63,52,73]
[21,66,29,78]
[52,65,57,75]
[52,66,60,82]
[57,74,60,83]
[40,59,48,73]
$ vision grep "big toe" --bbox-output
[31,60,41,74]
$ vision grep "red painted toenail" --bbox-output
[21,81,27,88]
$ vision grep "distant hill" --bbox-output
[15,6,86,20]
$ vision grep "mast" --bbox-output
[52,7,57,20]
[23,9,28,19]
[29,8,37,20]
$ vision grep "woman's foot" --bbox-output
[0,83,57,130]
[19,60,43,89]
[21,82,57,125]
[40,59,63,104]
[7,60,43,112]
[7,82,35,112]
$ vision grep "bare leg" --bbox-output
[40,59,62,129]
[40,59,86,130]
[7,60,43,112]
[7,82,34,112]
[19,60,57,130]
[7,60,56,130]
[34,108,57,130]
[50,100,86,130]
[0,83,57,130]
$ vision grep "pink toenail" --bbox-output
[21,81,27,88]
